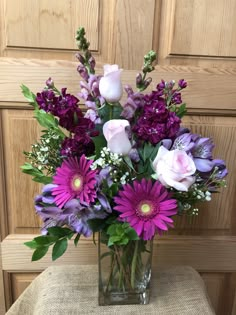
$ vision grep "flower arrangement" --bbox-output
[22,27,227,264]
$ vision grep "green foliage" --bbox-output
[32,247,49,261]
[87,218,107,232]
[74,234,81,247]
[92,134,107,158]
[52,238,68,261]
[176,103,187,118]
[21,84,38,108]
[107,222,139,247]
[76,27,90,51]
[24,227,75,261]
[98,102,123,123]
[138,142,160,177]
[21,163,53,184]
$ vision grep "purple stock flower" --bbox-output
[133,91,181,144]
[77,64,89,81]
[178,79,187,89]
[60,136,94,158]
[121,85,145,119]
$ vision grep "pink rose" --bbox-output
[152,146,196,191]
[103,119,132,155]
[99,64,123,102]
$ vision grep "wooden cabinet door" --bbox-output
[1,1,236,314]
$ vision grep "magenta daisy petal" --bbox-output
[114,179,178,240]
[52,155,97,208]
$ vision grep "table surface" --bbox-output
[6,265,215,315]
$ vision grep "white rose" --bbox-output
[103,119,132,155]
[153,146,196,191]
[99,64,123,103]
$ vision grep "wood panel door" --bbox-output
[1,1,236,314]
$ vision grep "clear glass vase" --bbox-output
[98,232,153,305]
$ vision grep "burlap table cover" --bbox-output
[6,265,215,315]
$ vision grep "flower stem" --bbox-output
[131,241,139,289]
[114,245,131,289]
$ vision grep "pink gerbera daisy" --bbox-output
[52,155,97,208]
[114,179,178,240]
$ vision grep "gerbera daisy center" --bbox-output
[141,203,151,214]
[71,174,83,191]
[138,200,154,216]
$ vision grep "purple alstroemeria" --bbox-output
[192,137,215,159]
[212,159,228,179]
[96,167,113,187]
[172,133,195,152]
[194,158,216,172]
[97,192,112,213]
[65,200,107,237]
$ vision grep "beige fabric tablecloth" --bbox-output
[6,265,215,315]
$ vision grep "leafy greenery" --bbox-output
[25,227,75,261]
[21,163,53,184]
[107,222,139,247]
[21,84,38,108]
[137,142,160,178]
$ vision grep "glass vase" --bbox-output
[98,232,153,306]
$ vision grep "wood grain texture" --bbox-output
[157,0,236,68]
[1,110,42,233]
[200,273,236,315]
[1,59,236,111]
[0,246,6,315]
[0,112,8,240]
[105,0,155,69]
[171,0,236,57]
[2,235,236,273]
[11,273,39,302]
[4,0,99,51]
[174,115,236,232]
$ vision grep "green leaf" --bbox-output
[123,156,136,172]
[21,84,38,108]
[24,240,38,249]
[34,109,59,129]
[176,103,187,118]
[92,134,106,158]
[32,246,49,261]
[126,228,139,241]
[108,235,121,247]
[34,235,58,245]
[87,218,106,232]
[107,224,117,236]
[118,237,129,245]
[74,234,81,247]
[32,175,53,184]
[21,163,53,184]
[52,238,68,261]
[151,173,158,180]
[47,226,73,238]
